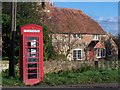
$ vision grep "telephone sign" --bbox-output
[19,24,44,85]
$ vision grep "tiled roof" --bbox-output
[94,42,105,49]
[42,6,105,34]
[87,41,99,48]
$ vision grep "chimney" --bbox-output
[41,0,53,13]
[42,0,45,9]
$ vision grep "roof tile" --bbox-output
[42,6,105,34]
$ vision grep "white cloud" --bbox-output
[92,17,118,35]
[95,17,118,23]
[97,17,105,22]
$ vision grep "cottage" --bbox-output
[41,2,118,61]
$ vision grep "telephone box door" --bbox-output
[23,36,40,85]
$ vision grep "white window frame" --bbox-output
[78,34,82,39]
[93,34,99,40]
[97,48,106,58]
[73,49,82,60]
[73,34,82,39]
[73,34,78,38]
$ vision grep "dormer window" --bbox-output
[73,34,77,38]
[93,34,99,40]
[78,34,82,38]
[73,34,82,39]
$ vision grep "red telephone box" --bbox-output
[19,24,44,85]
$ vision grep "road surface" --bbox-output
[2,83,120,88]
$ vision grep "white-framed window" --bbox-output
[97,48,106,58]
[73,34,82,39]
[73,49,82,60]
[73,34,78,38]
[93,34,99,40]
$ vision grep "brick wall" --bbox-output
[51,34,103,60]
[51,33,118,61]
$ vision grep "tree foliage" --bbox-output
[112,34,120,59]
[2,2,54,62]
[2,14,11,58]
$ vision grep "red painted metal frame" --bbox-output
[19,24,44,85]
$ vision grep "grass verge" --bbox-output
[2,67,119,86]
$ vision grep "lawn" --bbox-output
[2,66,119,86]
[40,68,119,86]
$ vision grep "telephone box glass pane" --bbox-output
[28,58,37,62]
[28,48,37,52]
[27,37,38,41]
[28,69,37,73]
[28,74,37,79]
[27,42,37,47]
[27,48,38,57]
[28,53,38,57]
[28,63,37,68]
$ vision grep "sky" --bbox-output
[54,2,118,35]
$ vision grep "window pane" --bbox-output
[28,53,38,57]
[73,50,82,60]
[27,48,38,57]
[28,48,37,52]
[73,50,76,60]
[28,58,37,62]
[28,42,31,46]
[27,42,37,47]
[78,54,81,59]
[27,37,38,41]
[73,34,77,38]
[102,49,106,57]
[73,54,76,57]
[98,49,101,57]
[93,34,98,40]
[97,49,99,56]
[28,74,37,79]
[78,34,82,38]
[78,50,81,54]
[73,50,76,56]
[100,49,102,57]
[28,63,37,68]
[78,50,81,59]
[28,69,37,73]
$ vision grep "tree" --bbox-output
[2,2,54,77]
[8,1,17,77]
[111,34,120,59]
[102,33,119,60]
